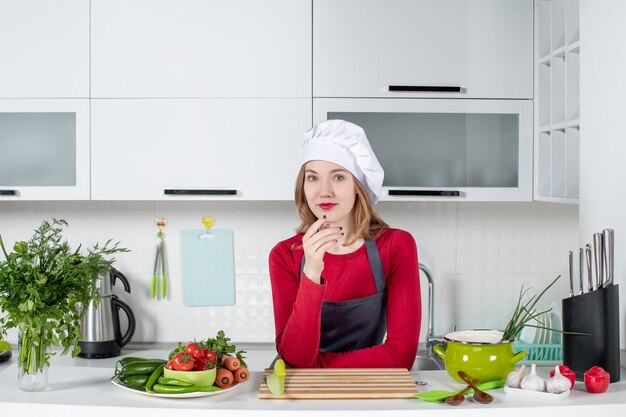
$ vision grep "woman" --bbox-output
[269,119,421,369]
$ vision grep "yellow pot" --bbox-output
[434,330,527,383]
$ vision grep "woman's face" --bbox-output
[303,160,357,225]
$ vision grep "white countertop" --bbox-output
[1,348,625,417]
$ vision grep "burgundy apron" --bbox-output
[298,239,387,353]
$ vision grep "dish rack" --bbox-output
[514,341,563,362]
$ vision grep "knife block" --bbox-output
[562,284,620,383]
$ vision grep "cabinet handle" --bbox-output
[388,85,462,93]
[388,190,461,197]
[164,189,238,196]
[0,190,18,196]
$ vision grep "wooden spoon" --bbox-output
[444,378,479,406]
[457,371,494,404]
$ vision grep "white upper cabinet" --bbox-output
[0,0,89,98]
[91,0,311,98]
[0,99,90,200]
[314,0,533,99]
[91,99,311,200]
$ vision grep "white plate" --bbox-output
[111,379,241,398]
[504,386,570,400]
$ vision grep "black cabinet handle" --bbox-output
[388,190,461,197]
[388,85,462,93]
[164,189,238,196]
[0,190,18,196]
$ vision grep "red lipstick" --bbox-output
[318,203,337,210]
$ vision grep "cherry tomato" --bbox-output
[584,366,610,393]
[194,360,208,371]
[549,365,576,389]
[165,359,175,370]
[204,349,217,364]
[172,352,195,371]
[185,343,204,362]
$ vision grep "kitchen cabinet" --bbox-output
[313,0,533,99]
[0,99,90,200]
[534,0,580,204]
[91,99,311,200]
[314,98,533,201]
[0,0,89,98]
[91,0,311,98]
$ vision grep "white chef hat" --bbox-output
[301,119,384,204]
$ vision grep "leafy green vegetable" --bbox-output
[501,275,560,342]
[205,330,247,368]
[0,218,128,376]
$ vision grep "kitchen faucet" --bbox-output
[418,263,446,369]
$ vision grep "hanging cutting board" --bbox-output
[180,229,235,306]
[258,368,419,399]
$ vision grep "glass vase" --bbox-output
[17,326,49,392]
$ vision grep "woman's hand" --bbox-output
[301,216,343,283]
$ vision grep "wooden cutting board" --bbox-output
[258,368,419,399]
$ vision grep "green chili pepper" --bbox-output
[145,364,166,394]
[120,374,149,390]
[152,384,221,394]
[157,376,193,387]
[116,361,166,380]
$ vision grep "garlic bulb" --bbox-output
[506,364,526,388]
[546,365,571,394]
[521,363,546,392]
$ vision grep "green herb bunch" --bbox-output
[501,274,561,342]
[0,218,128,375]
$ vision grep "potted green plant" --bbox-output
[0,218,128,391]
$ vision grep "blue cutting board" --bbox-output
[180,229,235,306]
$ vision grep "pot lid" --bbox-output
[443,329,508,344]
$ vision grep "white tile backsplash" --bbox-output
[0,200,578,347]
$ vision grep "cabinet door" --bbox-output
[0,99,90,200]
[91,0,311,98]
[0,0,89,98]
[314,0,533,99]
[314,98,533,201]
[91,99,311,200]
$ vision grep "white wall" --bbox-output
[580,1,626,350]
[0,201,577,346]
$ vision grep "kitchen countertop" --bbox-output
[1,348,626,417]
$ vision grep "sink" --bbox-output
[411,355,444,371]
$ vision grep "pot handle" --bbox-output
[111,295,136,347]
[433,343,447,360]
[510,350,528,365]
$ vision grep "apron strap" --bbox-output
[298,239,386,292]
[364,239,386,293]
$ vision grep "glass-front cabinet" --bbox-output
[0,100,90,200]
[314,98,533,201]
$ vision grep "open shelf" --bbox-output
[534,0,580,204]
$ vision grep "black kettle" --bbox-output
[78,269,136,359]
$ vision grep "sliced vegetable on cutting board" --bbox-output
[266,358,286,396]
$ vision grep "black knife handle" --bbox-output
[0,190,18,196]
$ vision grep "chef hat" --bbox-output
[301,119,384,204]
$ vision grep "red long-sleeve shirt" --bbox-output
[269,228,421,369]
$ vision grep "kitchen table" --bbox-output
[1,347,625,417]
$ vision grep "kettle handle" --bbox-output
[111,295,136,348]
[110,269,132,294]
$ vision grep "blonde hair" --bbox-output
[293,165,388,246]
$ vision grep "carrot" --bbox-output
[233,367,249,383]
[222,355,240,371]
[215,368,234,388]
